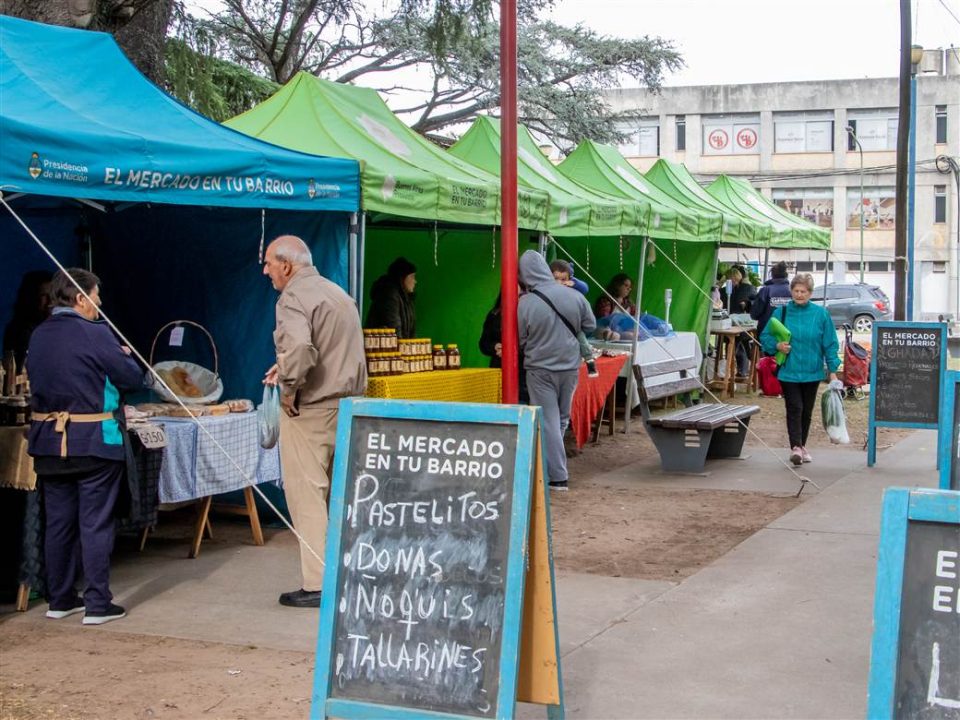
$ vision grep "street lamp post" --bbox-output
[846,126,865,283]
[907,44,923,321]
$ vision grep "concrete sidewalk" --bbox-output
[1,431,939,718]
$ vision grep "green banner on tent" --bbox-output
[450,117,644,237]
[707,176,830,250]
[558,141,720,243]
[645,159,770,247]
[226,73,550,229]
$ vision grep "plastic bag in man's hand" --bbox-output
[258,384,280,449]
[821,387,849,444]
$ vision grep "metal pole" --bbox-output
[907,70,918,320]
[348,212,358,303]
[846,127,865,284]
[499,0,519,404]
[623,236,649,435]
[357,213,367,318]
[893,0,911,321]
[823,250,830,307]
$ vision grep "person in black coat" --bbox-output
[751,261,792,335]
[365,257,416,338]
[479,292,528,403]
[3,270,52,372]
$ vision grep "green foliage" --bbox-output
[165,37,279,121]
[168,0,682,146]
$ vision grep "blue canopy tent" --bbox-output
[0,16,361,401]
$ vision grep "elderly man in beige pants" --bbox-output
[263,235,367,608]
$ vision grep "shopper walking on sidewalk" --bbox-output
[760,272,839,466]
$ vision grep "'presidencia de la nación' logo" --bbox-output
[28,152,41,179]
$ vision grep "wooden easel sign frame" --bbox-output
[311,398,564,720]
[867,321,946,467]
[867,487,960,718]
[938,371,960,491]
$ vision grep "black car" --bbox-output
[809,283,892,332]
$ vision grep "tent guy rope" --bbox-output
[0,192,326,567]
[550,237,818,496]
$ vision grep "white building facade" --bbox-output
[606,49,960,319]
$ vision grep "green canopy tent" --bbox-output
[556,140,721,339]
[645,159,771,248]
[225,74,557,369]
[449,116,647,238]
[706,175,831,250]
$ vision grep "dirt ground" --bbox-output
[1,386,908,720]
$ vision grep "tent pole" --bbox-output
[358,212,367,318]
[348,212,358,303]
[623,236,649,434]
[763,246,770,282]
[538,232,547,256]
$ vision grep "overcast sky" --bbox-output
[549,0,959,87]
[187,0,959,88]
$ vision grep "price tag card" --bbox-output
[134,424,168,449]
[168,326,185,347]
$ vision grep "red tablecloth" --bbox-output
[569,354,628,449]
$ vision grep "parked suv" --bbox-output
[808,283,892,332]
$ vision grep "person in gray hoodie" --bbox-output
[517,250,596,490]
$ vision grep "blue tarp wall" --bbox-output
[2,204,349,402]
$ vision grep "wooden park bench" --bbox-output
[635,351,760,474]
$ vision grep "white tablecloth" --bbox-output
[591,332,703,408]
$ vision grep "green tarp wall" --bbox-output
[362,226,545,370]
[547,235,716,340]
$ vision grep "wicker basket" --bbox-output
[149,320,223,405]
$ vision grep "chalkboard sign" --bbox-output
[312,398,561,720]
[868,488,960,718]
[873,324,943,424]
[868,322,947,467]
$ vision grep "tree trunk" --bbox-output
[0,0,174,84]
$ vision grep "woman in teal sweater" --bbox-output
[760,273,840,466]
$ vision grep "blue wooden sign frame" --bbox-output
[867,321,947,467]
[867,487,960,718]
[938,371,960,491]
[311,398,555,720]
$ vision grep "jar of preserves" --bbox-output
[363,329,375,352]
[446,344,461,369]
[390,353,404,375]
[433,344,447,370]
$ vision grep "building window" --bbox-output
[933,261,947,274]
[868,261,892,272]
[772,188,834,228]
[795,261,814,272]
[702,113,760,156]
[615,118,659,157]
[847,187,896,229]
[774,112,833,153]
[847,109,899,151]
[676,115,686,151]
[936,105,947,144]
[935,185,947,224]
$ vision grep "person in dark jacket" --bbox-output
[3,270,52,372]
[27,268,145,625]
[478,292,528,403]
[751,261,792,335]
[365,257,416,338]
[518,251,596,490]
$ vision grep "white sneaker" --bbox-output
[789,447,803,466]
[801,447,812,463]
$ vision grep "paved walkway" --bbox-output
[2,431,940,719]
